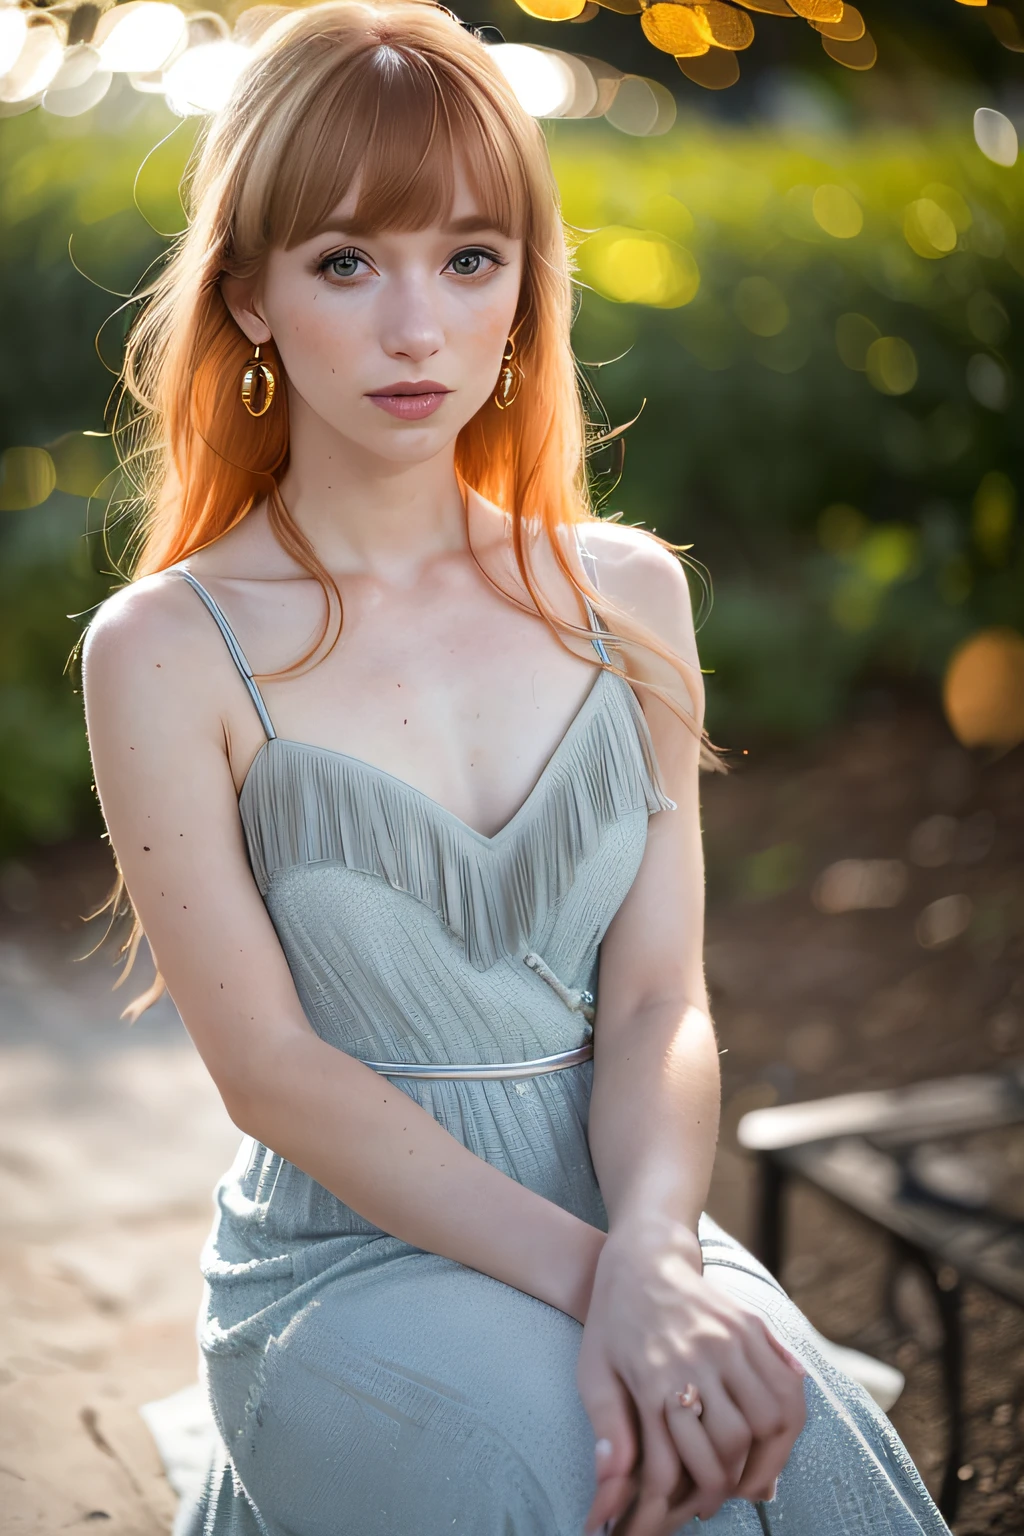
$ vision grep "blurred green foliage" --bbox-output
[1,82,1022,854]
[553,116,1023,741]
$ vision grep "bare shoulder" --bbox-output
[576,519,700,675]
[81,569,226,758]
[83,569,203,676]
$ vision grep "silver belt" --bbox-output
[362,1041,594,1080]
[361,951,596,1082]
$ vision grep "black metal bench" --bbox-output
[737,1063,1024,1521]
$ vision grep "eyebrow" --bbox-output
[311,214,505,242]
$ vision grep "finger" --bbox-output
[722,1354,791,1446]
[763,1325,809,1379]
[581,1365,641,1536]
[718,1361,796,1501]
[587,1463,639,1536]
[623,1402,694,1536]
[691,1378,752,1491]
[732,1327,807,1501]
[737,1430,793,1503]
[746,1316,808,1404]
[743,1320,808,1446]
[661,1403,733,1524]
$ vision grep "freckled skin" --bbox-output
[225,169,522,475]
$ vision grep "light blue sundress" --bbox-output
[165,537,950,1536]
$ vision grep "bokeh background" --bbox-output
[1,2,1023,1532]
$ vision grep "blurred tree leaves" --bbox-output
[0,85,194,857]
[554,115,1023,742]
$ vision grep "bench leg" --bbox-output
[753,1154,786,1280]
[932,1266,964,1523]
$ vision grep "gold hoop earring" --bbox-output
[241,345,276,418]
[494,334,523,410]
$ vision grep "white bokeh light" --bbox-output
[0,6,27,78]
[43,67,112,117]
[974,107,1018,169]
[95,2,187,74]
[0,20,63,103]
[604,75,659,137]
[546,49,598,119]
[163,38,247,115]
[46,43,101,93]
[490,43,575,118]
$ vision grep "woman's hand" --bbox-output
[576,1214,807,1536]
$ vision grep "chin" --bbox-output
[344,424,460,467]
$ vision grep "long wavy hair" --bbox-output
[92,0,718,1020]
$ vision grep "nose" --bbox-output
[379,273,444,367]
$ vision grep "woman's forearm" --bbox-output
[587,998,721,1241]
[227,1031,606,1322]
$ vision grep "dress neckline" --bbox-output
[237,663,613,848]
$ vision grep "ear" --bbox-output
[220,273,272,347]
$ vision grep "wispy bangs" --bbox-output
[266,41,530,247]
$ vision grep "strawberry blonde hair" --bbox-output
[95,0,715,1017]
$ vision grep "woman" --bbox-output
[81,4,950,1533]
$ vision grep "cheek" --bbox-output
[462,290,520,370]
[269,295,375,412]
[277,293,354,372]
[479,308,513,354]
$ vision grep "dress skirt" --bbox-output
[177,1213,950,1536]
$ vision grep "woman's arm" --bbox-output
[572,529,806,1536]
[584,522,719,1238]
[587,697,719,1246]
[82,576,605,1323]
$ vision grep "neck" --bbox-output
[277,392,469,584]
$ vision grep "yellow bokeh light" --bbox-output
[857,525,920,585]
[920,182,972,234]
[820,29,878,69]
[0,446,56,511]
[787,0,844,19]
[578,226,700,307]
[677,46,740,88]
[811,4,866,41]
[972,470,1016,564]
[697,1,755,49]
[514,0,588,16]
[812,184,863,239]
[943,628,1024,748]
[865,336,918,395]
[641,193,694,240]
[734,275,789,336]
[835,312,880,370]
[640,2,711,55]
[904,198,958,259]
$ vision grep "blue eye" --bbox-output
[448,248,502,276]
[321,249,364,279]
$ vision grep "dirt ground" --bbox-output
[0,697,1021,1535]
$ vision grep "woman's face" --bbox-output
[228,161,524,468]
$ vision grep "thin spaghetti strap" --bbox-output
[170,566,277,741]
[575,527,612,666]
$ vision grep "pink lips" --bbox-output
[366,380,452,421]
